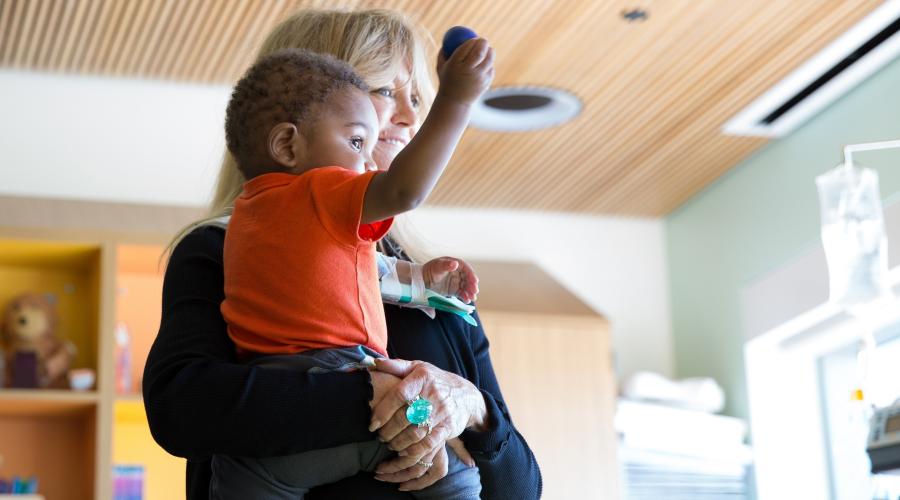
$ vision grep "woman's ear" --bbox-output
[268,122,304,169]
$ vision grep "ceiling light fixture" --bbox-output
[469,86,582,132]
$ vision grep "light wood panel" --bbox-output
[0,410,96,500]
[480,312,618,500]
[0,0,882,215]
[474,260,617,498]
[0,390,98,416]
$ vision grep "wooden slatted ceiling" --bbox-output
[0,0,883,216]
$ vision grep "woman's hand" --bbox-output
[369,359,488,464]
[370,369,403,411]
[375,443,448,491]
[375,436,473,475]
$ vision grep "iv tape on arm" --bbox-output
[378,255,477,325]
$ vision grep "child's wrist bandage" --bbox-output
[379,257,436,318]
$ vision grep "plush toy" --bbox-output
[1,293,77,389]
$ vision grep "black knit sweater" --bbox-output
[143,226,542,499]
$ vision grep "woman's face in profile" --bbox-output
[369,65,421,170]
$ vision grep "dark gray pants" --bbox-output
[209,346,481,499]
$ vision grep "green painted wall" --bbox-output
[667,56,900,418]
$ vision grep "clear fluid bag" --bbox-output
[816,164,891,308]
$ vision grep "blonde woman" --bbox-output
[144,9,541,499]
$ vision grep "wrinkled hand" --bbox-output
[369,369,403,411]
[435,37,495,105]
[375,443,449,491]
[375,437,474,480]
[422,256,479,303]
[369,359,487,467]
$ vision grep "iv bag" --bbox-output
[816,164,891,308]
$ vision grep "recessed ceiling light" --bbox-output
[469,86,582,132]
[621,8,649,22]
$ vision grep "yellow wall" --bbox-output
[113,401,184,500]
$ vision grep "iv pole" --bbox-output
[828,139,900,449]
[844,139,900,167]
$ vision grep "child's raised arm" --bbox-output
[361,37,494,224]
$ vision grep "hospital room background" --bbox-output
[1,1,900,499]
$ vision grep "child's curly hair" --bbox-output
[225,48,369,179]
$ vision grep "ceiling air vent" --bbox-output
[723,0,900,138]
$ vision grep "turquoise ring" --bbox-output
[405,395,433,426]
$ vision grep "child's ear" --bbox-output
[268,123,304,169]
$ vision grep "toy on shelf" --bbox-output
[112,464,144,500]
[114,323,132,395]
[0,474,39,494]
[67,368,96,391]
[1,294,76,389]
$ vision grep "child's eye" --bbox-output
[411,94,420,108]
[374,88,393,98]
[350,137,363,151]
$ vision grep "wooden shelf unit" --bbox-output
[0,233,113,500]
[0,231,184,500]
[0,390,99,417]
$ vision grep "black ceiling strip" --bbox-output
[760,15,900,125]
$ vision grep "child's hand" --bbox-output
[435,37,495,105]
[422,257,479,303]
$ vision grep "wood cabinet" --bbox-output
[474,261,620,500]
[0,235,110,500]
[0,228,180,500]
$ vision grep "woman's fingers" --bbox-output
[377,403,417,442]
[396,422,451,461]
[382,418,429,452]
[375,450,423,475]
[375,437,441,475]
[375,446,442,484]
[369,370,402,409]
[398,446,450,492]
[369,360,424,431]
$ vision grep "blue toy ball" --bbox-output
[442,26,477,59]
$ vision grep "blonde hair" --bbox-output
[166,8,435,261]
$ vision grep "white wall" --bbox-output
[407,207,673,380]
[0,70,673,380]
[0,70,230,206]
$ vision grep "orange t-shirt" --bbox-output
[221,167,393,357]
